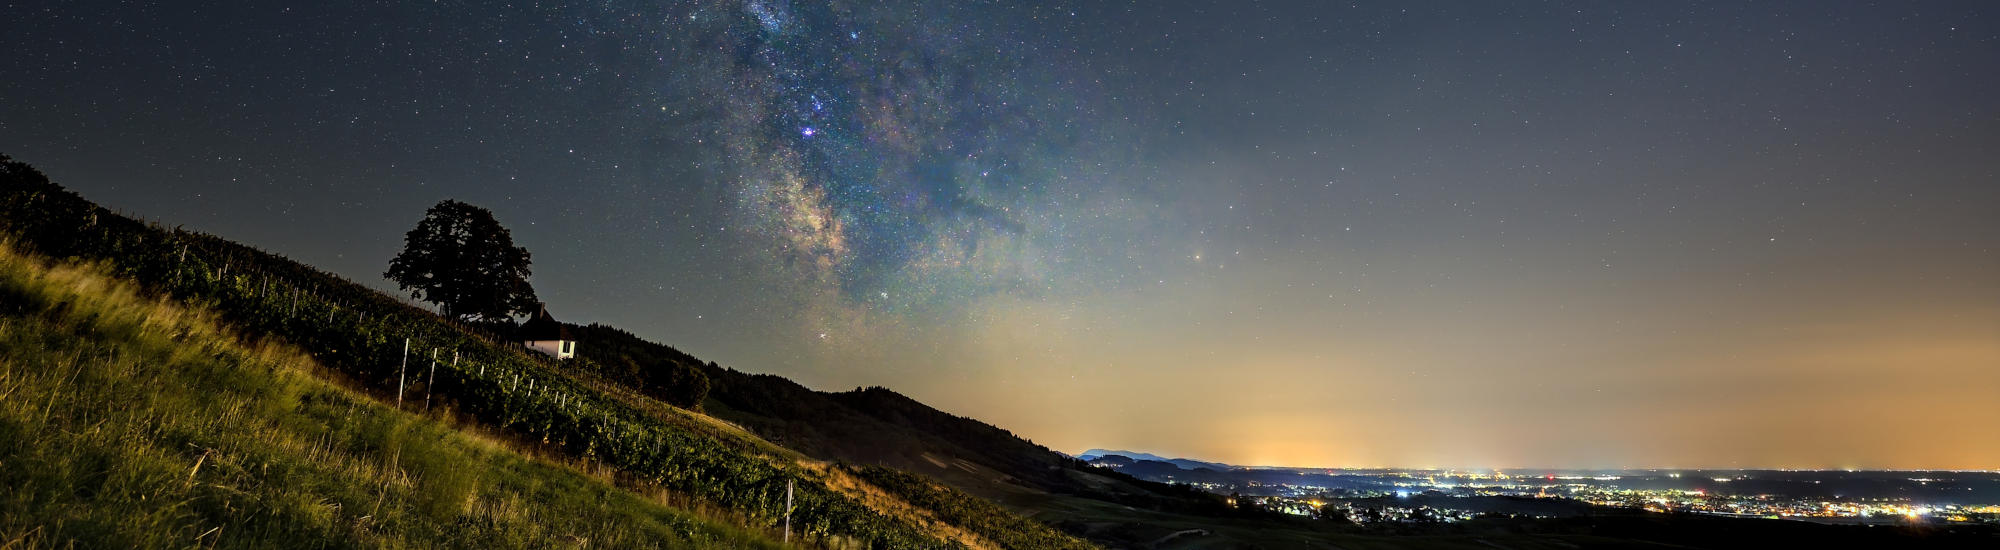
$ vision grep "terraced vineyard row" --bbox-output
[0,158,974,549]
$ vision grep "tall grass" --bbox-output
[0,243,785,549]
[0,158,961,548]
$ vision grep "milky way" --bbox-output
[5,1,1997,469]
[649,2,1132,324]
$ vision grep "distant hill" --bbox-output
[1079,449,1236,472]
[1077,449,1171,462]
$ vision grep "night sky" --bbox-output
[4,1,1996,469]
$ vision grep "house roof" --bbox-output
[516,304,573,341]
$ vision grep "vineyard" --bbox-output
[0,156,1033,548]
[0,235,789,548]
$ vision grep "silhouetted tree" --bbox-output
[660,359,712,408]
[566,323,710,409]
[384,199,537,322]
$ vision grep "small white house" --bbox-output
[517,304,577,359]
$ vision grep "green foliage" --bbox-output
[0,244,783,549]
[568,324,710,409]
[384,199,538,323]
[0,156,969,549]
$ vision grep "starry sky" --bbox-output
[4,1,1997,470]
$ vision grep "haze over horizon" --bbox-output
[4,1,1996,470]
[1066,447,2000,473]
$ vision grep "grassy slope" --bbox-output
[0,155,1100,549]
[0,244,783,549]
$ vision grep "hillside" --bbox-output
[563,314,1343,543]
[565,324,1188,496]
[0,154,1094,549]
[0,241,783,548]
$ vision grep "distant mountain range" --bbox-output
[1077,449,1237,472]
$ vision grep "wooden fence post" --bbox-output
[425,349,438,411]
[397,338,409,408]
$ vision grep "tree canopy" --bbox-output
[384,199,538,323]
